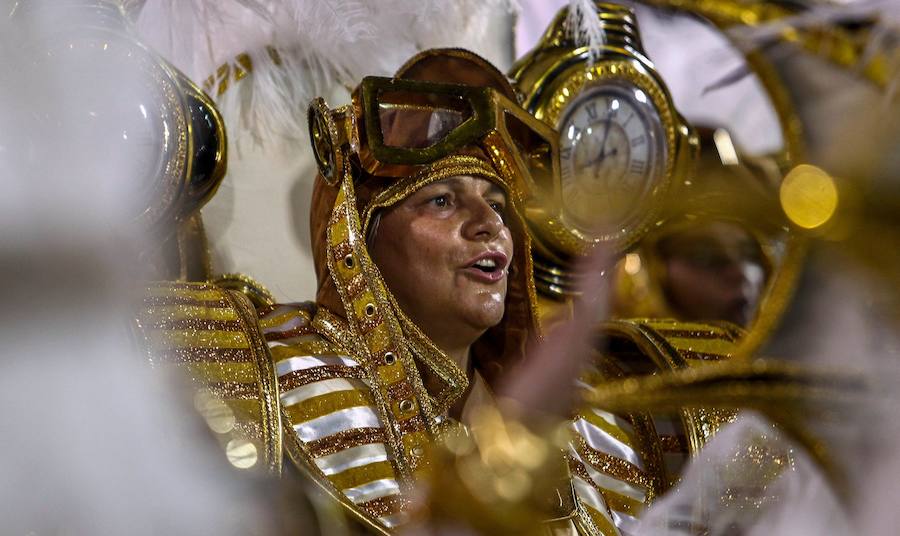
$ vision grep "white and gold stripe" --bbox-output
[570,408,649,535]
[261,303,405,529]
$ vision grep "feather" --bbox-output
[126,0,518,144]
[725,0,900,98]
[565,0,605,64]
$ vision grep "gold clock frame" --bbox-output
[536,60,681,255]
[511,2,697,274]
[511,1,815,371]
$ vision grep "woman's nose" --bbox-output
[463,197,504,241]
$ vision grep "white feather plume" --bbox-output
[565,0,606,64]
[126,0,518,143]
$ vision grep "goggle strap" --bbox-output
[331,104,358,153]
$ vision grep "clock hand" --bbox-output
[588,114,616,183]
[597,114,613,161]
[589,118,614,183]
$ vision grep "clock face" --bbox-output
[558,83,667,236]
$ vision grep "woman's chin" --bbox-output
[460,299,506,331]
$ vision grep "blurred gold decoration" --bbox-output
[635,0,895,89]
[581,357,867,499]
[418,405,581,535]
[226,439,260,469]
[780,164,839,230]
[605,123,811,364]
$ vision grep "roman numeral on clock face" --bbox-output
[586,102,598,121]
[631,135,645,147]
[629,159,646,175]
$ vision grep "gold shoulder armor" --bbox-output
[132,281,282,475]
[597,318,743,449]
[573,319,743,507]
[599,318,744,374]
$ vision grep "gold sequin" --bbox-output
[148,318,243,332]
[164,346,254,363]
[657,434,688,453]
[142,294,230,308]
[143,304,239,322]
[201,380,258,400]
[357,494,404,518]
[279,365,367,393]
[305,427,387,458]
[574,436,652,491]
[151,329,249,350]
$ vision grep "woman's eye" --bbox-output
[489,201,505,215]
[431,195,449,208]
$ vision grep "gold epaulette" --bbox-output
[600,319,745,370]
[597,318,742,451]
[132,281,282,475]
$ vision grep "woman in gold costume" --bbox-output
[260,48,614,533]
[139,48,747,535]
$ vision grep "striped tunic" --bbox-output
[568,318,744,536]
[258,306,743,535]
[259,303,407,529]
[138,285,741,535]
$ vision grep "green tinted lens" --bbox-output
[375,88,474,149]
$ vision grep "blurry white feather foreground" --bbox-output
[635,414,852,536]
[129,0,518,142]
[0,5,277,534]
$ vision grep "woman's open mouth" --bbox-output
[462,251,509,283]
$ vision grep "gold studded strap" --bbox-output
[133,281,282,475]
[324,166,436,487]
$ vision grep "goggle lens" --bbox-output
[376,89,474,149]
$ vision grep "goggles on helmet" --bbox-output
[308,76,560,206]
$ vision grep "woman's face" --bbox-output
[370,175,514,352]
[660,221,767,326]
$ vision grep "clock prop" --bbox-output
[511,2,697,297]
